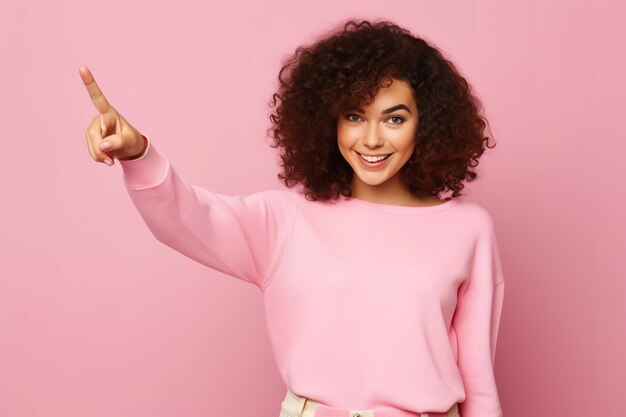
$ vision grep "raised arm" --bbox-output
[118,137,298,291]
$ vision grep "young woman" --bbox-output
[80,18,505,417]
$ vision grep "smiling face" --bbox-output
[337,77,420,204]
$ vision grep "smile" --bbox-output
[357,152,392,162]
[356,151,392,169]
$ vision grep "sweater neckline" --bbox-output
[340,195,460,214]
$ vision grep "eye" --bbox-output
[388,116,405,125]
[344,114,361,123]
[343,114,406,125]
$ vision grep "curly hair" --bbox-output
[266,18,496,203]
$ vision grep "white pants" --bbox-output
[279,388,460,417]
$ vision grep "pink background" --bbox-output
[1,1,624,416]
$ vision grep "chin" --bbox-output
[353,170,391,186]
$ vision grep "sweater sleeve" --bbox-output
[117,138,297,292]
[451,211,505,417]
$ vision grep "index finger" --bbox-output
[79,65,112,114]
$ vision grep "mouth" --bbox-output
[357,151,392,160]
[355,151,392,168]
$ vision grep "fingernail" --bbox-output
[104,159,113,166]
[100,141,110,150]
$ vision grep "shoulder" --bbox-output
[254,188,301,216]
[245,187,296,202]
[452,199,498,239]
[451,199,495,223]
[218,188,299,220]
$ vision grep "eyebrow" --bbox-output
[349,104,412,115]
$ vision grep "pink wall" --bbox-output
[1,1,623,416]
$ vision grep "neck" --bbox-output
[350,176,443,207]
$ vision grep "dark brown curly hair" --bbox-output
[266,18,496,203]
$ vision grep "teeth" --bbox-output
[359,153,389,162]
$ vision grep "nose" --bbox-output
[361,124,385,149]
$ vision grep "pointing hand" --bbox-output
[79,65,147,166]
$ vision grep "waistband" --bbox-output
[281,388,459,417]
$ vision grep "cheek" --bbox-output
[336,130,354,153]
[336,137,349,159]
[399,135,416,153]
[394,139,416,165]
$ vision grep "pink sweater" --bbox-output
[119,139,505,417]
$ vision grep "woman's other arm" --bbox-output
[451,211,506,417]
